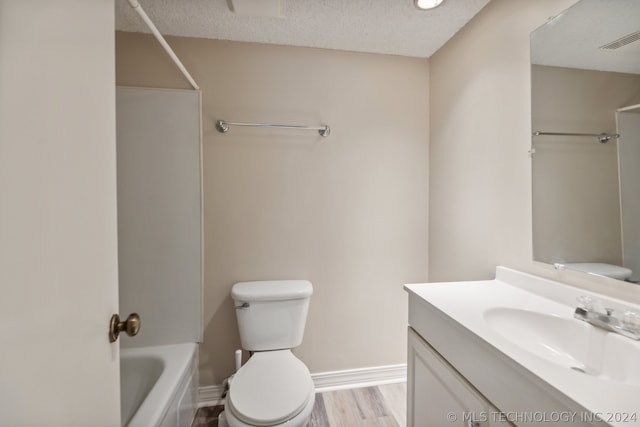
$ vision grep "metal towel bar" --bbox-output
[533,131,620,143]
[216,120,330,137]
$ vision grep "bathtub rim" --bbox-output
[121,342,197,427]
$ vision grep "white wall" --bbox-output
[0,0,120,425]
[115,34,430,386]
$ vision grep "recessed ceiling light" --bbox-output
[414,0,444,10]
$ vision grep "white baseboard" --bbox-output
[198,364,407,408]
[311,364,407,393]
[198,384,226,408]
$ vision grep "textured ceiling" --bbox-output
[115,0,491,58]
[531,0,640,74]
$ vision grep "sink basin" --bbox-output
[484,307,640,385]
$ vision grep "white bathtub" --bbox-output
[120,343,198,427]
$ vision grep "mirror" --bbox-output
[531,0,640,283]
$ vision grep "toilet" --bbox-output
[565,262,633,281]
[219,280,315,427]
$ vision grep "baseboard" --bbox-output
[198,384,226,408]
[311,364,407,392]
[198,364,407,408]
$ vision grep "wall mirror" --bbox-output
[531,0,640,283]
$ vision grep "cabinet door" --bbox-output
[407,327,513,427]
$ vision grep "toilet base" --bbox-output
[218,411,229,427]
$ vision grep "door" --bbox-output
[0,1,120,426]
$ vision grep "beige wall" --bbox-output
[429,0,640,303]
[116,33,429,386]
[532,65,640,266]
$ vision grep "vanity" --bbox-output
[405,267,640,427]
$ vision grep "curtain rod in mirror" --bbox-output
[532,131,620,144]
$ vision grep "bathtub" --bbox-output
[120,343,198,427]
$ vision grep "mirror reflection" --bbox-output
[531,0,640,282]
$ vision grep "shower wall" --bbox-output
[618,108,640,281]
[116,87,202,348]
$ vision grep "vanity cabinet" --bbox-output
[408,327,514,427]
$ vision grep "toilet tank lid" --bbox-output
[232,280,313,302]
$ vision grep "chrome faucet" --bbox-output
[574,296,640,340]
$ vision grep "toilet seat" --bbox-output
[227,350,314,426]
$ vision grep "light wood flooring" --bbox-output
[193,382,406,427]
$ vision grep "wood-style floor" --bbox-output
[193,382,407,427]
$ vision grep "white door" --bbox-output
[0,1,121,426]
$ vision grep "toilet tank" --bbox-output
[232,280,313,351]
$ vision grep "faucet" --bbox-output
[574,296,640,340]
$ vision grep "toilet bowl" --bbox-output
[222,351,315,427]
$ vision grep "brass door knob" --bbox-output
[109,313,141,343]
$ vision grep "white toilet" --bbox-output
[219,280,315,427]
[565,262,633,281]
